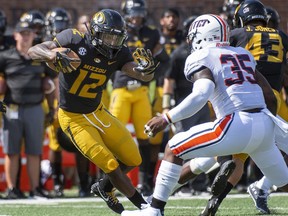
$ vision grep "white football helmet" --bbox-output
[187,14,230,52]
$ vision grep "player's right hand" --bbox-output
[53,49,81,73]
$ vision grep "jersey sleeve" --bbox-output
[279,30,288,57]
[53,29,75,47]
[229,28,247,47]
[184,48,210,81]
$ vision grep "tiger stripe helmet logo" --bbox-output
[93,12,105,24]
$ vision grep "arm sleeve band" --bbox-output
[162,93,173,109]
[168,78,215,123]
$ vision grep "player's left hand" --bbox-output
[144,115,169,137]
[133,48,159,75]
[0,101,6,113]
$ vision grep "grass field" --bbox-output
[0,191,287,216]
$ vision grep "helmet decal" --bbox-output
[210,14,228,42]
[187,14,230,52]
[94,12,105,25]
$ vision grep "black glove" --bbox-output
[133,48,160,75]
[53,49,80,73]
[0,101,6,113]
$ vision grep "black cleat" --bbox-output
[199,197,221,216]
[211,160,236,196]
[91,181,124,214]
[6,187,26,199]
[247,182,270,214]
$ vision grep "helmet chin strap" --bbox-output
[84,22,90,34]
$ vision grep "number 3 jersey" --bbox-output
[53,29,133,114]
[230,26,288,92]
[184,46,266,119]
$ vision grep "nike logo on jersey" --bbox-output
[108,61,117,65]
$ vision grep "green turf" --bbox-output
[0,193,287,216]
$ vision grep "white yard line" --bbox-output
[0,192,286,205]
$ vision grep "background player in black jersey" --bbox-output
[200,1,288,215]
[28,9,159,214]
[108,0,169,196]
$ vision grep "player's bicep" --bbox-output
[190,67,215,84]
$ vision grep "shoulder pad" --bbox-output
[184,48,210,80]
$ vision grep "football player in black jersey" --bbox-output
[28,9,158,214]
[200,1,288,215]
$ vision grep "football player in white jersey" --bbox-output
[121,14,288,216]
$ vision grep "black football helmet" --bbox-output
[0,10,7,36]
[20,10,45,42]
[45,7,71,37]
[89,9,127,59]
[233,0,267,28]
[121,0,147,18]
[266,6,280,29]
[222,0,244,27]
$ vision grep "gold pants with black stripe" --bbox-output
[58,103,142,173]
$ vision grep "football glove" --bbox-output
[0,101,6,113]
[133,48,159,75]
[53,48,80,73]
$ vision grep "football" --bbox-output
[46,47,81,72]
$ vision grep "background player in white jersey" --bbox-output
[121,14,288,216]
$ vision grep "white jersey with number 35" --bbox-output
[184,46,266,118]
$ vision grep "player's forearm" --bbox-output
[28,41,57,62]
[168,79,214,123]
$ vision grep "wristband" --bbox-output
[162,113,172,124]
[162,93,173,109]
